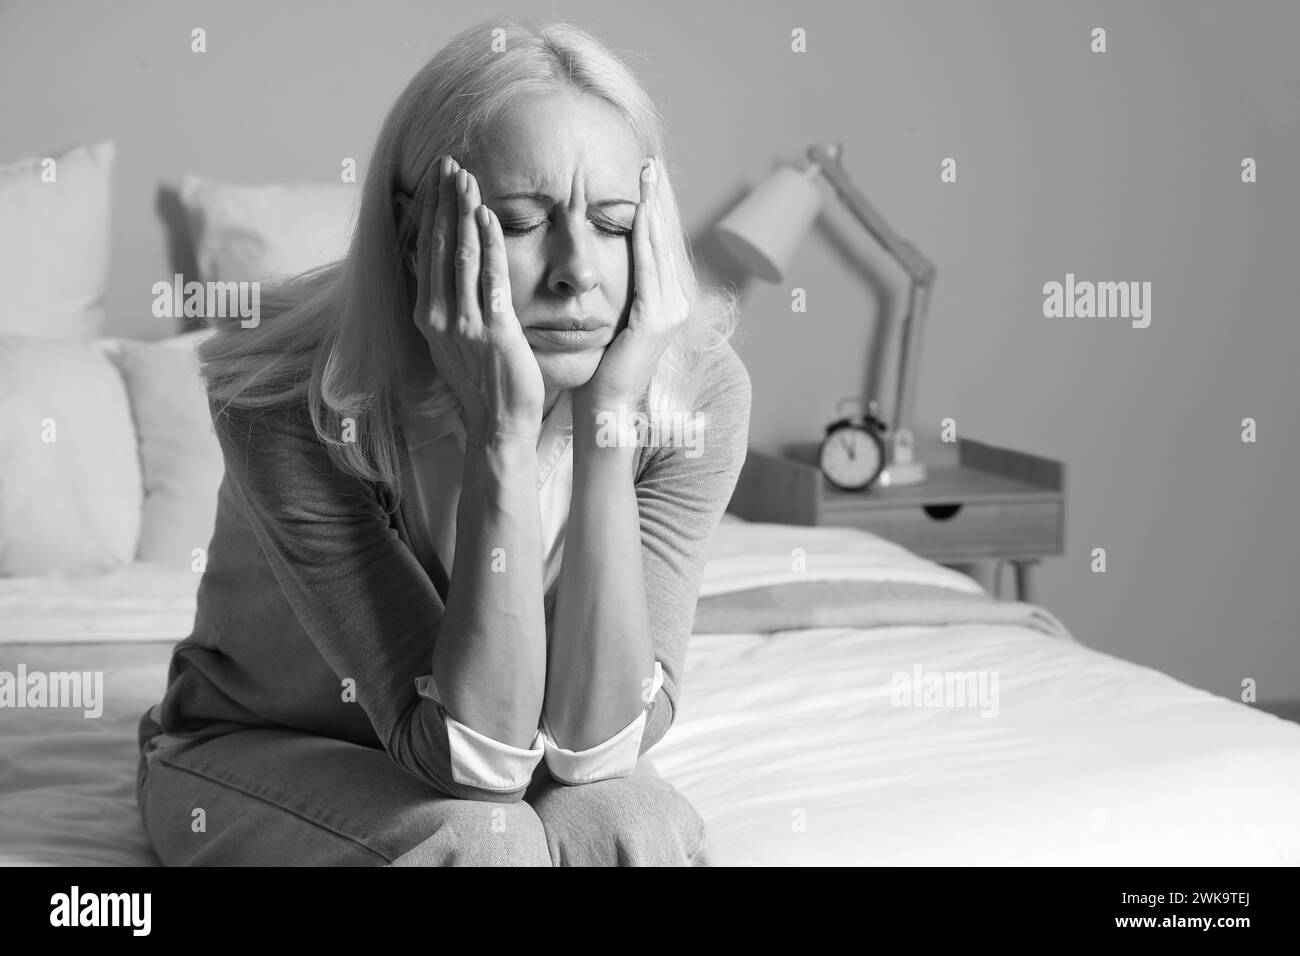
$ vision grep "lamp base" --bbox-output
[876,427,928,488]
[878,460,928,488]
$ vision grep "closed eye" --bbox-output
[498,217,630,238]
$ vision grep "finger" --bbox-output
[631,198,658,311]
[455,167,485,336]
[477,205,515,329]
[648,159,675,299]
[634,162,659,303]
[430,155,459,333]
[647,164,675,299]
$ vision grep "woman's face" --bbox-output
[470,90,645,405]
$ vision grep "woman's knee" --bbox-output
[529,772,709,866]
[137,729,553,866]
[388,798,552,867]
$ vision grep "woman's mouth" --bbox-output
[525,326,608,349]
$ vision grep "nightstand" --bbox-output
[727,438,1065,602]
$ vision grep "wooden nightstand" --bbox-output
[727,438,1065,602]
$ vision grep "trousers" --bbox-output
[136,727,712,866]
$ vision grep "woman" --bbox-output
[135,16,751,866]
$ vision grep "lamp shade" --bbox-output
[715,165,823,281]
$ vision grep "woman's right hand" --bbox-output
[408,155,545,444]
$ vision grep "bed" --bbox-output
[3,516,1299,866]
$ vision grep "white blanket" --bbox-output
[701,520,987,597]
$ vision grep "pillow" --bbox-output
[0,141,114,339]
[179,174,358,283]
[113,331,224,568]
[0,335,143,575]
[156,328,215,350]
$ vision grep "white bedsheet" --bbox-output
[661,625,1300,865]
[3,522,1299,865]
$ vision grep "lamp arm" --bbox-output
[805,145,935,449]
[806,144,936,285]
[893,275,932,446]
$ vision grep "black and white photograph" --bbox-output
[0,0,1296,907]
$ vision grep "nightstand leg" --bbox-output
[1012,560,1038,603]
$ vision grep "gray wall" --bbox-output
[3,0,1296,706]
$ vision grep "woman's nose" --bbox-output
[545,218,600,297]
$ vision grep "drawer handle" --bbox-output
[922,503,963,521]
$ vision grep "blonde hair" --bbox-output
[199,16,739,504]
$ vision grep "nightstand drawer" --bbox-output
[728,440,1066,565]
[826,500,1063,560]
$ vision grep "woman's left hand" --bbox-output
[575,156,690,412]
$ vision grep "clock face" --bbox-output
[820,426,882,490]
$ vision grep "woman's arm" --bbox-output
[543,343,752,779]
[544,394,654,753]
[431,432,547,749]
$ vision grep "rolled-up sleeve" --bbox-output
[417,660,665,789]
[540,661,664,784]
[413,674,545,791]
[211,396,534,803]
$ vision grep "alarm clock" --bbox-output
[818,399,888,492]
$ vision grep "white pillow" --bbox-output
[0,336,143,576]
[157,328,216,350]
[112,333,224,569]
[0,141,114,340]
[179,174,358,283]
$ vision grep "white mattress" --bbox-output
[3,523,1299,866]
